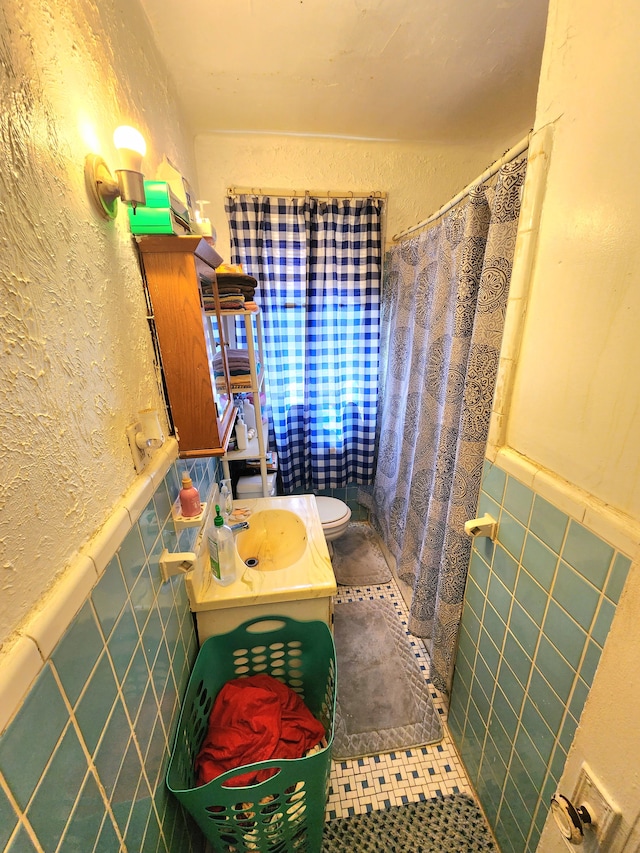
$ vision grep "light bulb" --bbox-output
[113,125,146,172]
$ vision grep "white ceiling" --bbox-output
[139,0,549,144]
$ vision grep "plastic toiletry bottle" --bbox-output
[179,473,201,517]
[235,415,248,451]
[243,398,256,430]
[208,504,236,586]
[219,478,233,520]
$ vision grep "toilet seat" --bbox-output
[316,496,351,530]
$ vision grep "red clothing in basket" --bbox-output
[195,674,325,787]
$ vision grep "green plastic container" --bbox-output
[127,180,190,235]
[166,617,336,853]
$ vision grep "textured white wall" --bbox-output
[194,132,521,258]
[0,0,197,647]
[507,0,640,520]
[502,1,640,849]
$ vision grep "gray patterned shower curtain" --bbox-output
[371,157,527,699]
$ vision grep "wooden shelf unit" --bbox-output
[136,235,236,458]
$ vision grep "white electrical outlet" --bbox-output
[574,762,621,846]
[126,421,148,473]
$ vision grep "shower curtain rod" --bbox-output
[391,133,531,242]
[227,186,387,200]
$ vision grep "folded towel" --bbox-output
[220,287,255,299]
[219,280,255,295]
[226,348,252,360]
[226,356,251,369]
[216,273,258,289]
[212,349,260,380]
[202,297,246,312]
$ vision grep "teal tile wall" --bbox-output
[448,460,632,853]
[0,457,221,853]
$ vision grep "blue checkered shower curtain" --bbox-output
[225,195,383,492]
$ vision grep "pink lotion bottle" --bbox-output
[179,473,201,517]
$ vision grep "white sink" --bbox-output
[186,495,337,643]
[235,509,307,571]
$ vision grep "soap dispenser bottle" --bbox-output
[179,473,201,518]
[207,504,236,586]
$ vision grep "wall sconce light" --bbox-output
[126,408,165,473]
[85,125,147,219]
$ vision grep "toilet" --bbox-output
[315,496,351,552]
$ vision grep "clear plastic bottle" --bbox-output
[219,478,233,521]
[207,505,236,586]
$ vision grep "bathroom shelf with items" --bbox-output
[206,306,272,498]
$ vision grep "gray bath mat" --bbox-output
[322,794,497,852]
[332,598,442,760]
[331,523,392,585]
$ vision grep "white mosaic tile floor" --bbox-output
[325,578,474,821]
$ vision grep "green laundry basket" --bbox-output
[166,616,336,853]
